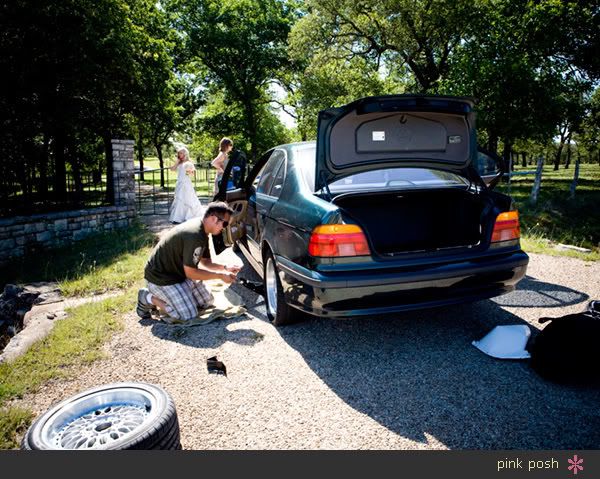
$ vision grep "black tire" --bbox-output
[21,382,180,450]
[263,251,301,326]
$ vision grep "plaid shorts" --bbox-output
[147,279,214,321]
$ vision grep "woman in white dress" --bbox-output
[169,147,205,223]
[211,137,233,195]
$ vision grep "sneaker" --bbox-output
[136,288,155,319]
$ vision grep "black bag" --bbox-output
[530,300,600,384]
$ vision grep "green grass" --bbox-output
[0,292,133,448]
[0,293,130,402]
[520,236,600,261]
[0,221,155,297]
[58,245,150,297]
[497,163,600,259]
[0,221,156,448]
[0,407,33,449]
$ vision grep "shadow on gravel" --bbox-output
[492,275,589,308]
[276,300,600,449]
[139,254,599,449]
[138,309,264,350]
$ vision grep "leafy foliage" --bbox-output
[0,0,175,206]
[168,0,296,160]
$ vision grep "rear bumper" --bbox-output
[275,251,529,318]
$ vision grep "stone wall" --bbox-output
[0,140,137,265]
[112,139,136,207]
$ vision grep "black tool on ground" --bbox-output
[530,300,600,384]
[237,277,265,296]
[206,356,227,376]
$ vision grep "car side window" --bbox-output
[269,158,286,198]
[256,150,284,195]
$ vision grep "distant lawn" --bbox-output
[497,163,600,258]
[135,158,216,197]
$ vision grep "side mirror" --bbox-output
[475,148,505,189]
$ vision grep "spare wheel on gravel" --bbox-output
[21,382,181,450]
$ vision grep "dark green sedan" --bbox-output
[220,95,529,326]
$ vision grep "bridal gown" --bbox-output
[169,161,205,223]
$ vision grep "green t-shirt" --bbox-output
[144,217,211,286]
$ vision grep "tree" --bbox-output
[168,0,296,161]
[0,0,175,210]
[289,0,482,92]
[192,88,292,163]
[281,57,386,140]
[577,87,600,165]
[144,76,204,187]
[439,0,595,163]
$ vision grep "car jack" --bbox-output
[237,277,265,296]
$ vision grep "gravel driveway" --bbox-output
[13,250,600,449]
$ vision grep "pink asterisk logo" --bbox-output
[568,455,584,475]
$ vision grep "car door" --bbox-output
[248,149,286,261]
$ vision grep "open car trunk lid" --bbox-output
[315,95,477,191]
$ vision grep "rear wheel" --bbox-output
[264,252,300,326]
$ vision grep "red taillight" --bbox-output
[491,211,520,242]
[308,224,371,257]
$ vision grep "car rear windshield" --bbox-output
[328,168,469,192]
[293,145,469,192]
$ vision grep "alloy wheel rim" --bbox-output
[39,388,159,449]
[265,258,278,318]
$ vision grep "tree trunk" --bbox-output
[244,102,259,163]
[487,132,499,156]
[53,132,67,201]
[19,141,32,203]
[502,140,513,172]
[38,133,49,201]
[554,125,568,170]
[69,141,83,207]
[569,153,580,199]
[521,152,527,168]
[155,142,165,188]
[530,156,544,204]
[564,132,572,169]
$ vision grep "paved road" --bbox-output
[14,246,600,449]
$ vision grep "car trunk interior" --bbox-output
[333,188,489,255]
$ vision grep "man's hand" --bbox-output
[225,265,242,274]
[220,272,237,284]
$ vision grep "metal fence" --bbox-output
[0,172,116,218]
[135,165,218,216]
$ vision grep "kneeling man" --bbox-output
[137,201,240,323]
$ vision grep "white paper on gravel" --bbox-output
[472,325,532,359]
